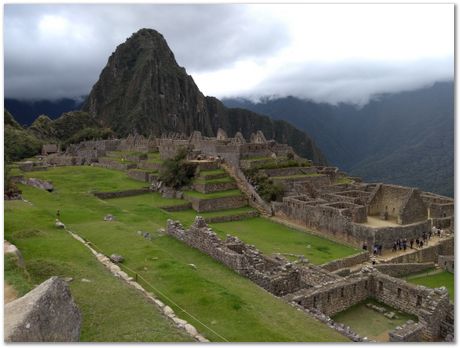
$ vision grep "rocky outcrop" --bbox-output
[81,28,326,164]
[5,277,81,342]
[18,177,54,192]
[4,240,25,268]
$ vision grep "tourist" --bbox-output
[373,245,378,256]
[392,242,397,252]
[437,228,441,237]
[415,238,420,247]
[410,238,414,249]
[362,241,368,251]
[402,239,407,251]
[422,232,427,242]
[419,240,424,248]
[56,209,61,219]
[378,244,383,255]
[428,230,432,239]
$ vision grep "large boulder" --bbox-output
[5,276,81,342]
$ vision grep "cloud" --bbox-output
[4,4,453,105]
[225,57,454,105]
[4,4,289,100]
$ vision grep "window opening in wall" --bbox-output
[379,281,383,292]
[397,288,401,298]
[313,296,318,308]
[364,280,368,289]
[341,288,344,297]
[416,295,422,306]
[327,292,331,303]
[353,284,356,294]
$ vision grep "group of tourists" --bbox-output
[361,226,446,256]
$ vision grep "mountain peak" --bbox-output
[81,28,327,164]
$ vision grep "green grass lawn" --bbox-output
[332,299,417,342]
[5,200,191,342]
[210,218,359,265]
[184,189,243,199]
[405,270,454,302]
[4,166,348,342]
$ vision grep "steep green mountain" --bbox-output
[4,110,43,161]
[81,28,326,164]
[224,82,454,197]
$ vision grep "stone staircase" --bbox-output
[220,162,272,217]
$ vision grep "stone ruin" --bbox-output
[166,217,454,342]
[273,182,453,250]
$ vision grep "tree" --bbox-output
[158,147,196,189]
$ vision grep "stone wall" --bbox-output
[368,185,427,225]
[204,211,259,223]
[127,169,151,182]
[97,158,137,171]
[399,190,429,225]
[321,252,370,272]
[389,321,425,342]
[438,255,454,273]
[374,262,435,278]
[286,268,452,341]
[368,184,412,221]
[93,188,150,199]
[286,274,370,317]
[372,271,450,340]
[138,161,162,171]
[192,181,237,194]
[159,203,193,212]
[184,194,247,213]
[166,217,301,296]
[439,303,454,340]
[432,216,453,229]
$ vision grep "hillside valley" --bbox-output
[224,81,454,197]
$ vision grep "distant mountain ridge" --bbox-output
[224,81,454,197]
[5,98,84,126]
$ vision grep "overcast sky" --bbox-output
[4,3,454,105]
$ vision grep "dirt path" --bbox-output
[4,283,18,304]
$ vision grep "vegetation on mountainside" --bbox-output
[5,109,113,162]
[4,110,43,162]
[5,165,349,342]
[158,148,196,189]
[64,127,114,147]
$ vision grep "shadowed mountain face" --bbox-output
[223,81,454,197]
[81,28,327,164]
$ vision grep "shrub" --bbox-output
[249,172,284,202]
[158,148,196,189]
